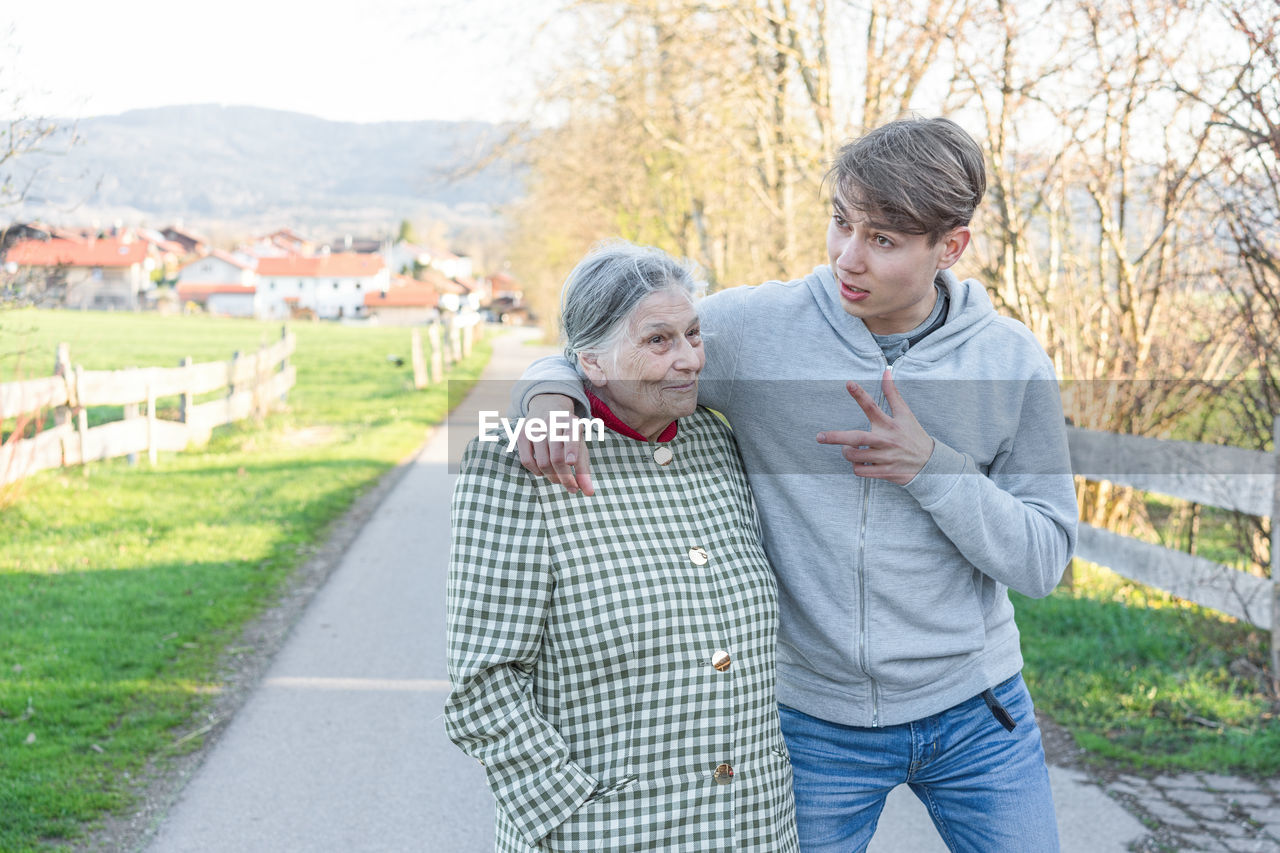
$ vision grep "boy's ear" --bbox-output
[935,226,971,270]
[579,352,607,386]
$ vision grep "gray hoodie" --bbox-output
[515,265,1077,727]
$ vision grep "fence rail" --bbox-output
[1,327,295,485]
[1067,422,1279,685]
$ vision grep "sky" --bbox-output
[2,0,557,124]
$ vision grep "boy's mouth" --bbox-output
[840,281,870,301]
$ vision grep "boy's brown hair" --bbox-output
[826,116,987,245]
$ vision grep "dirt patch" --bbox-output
[61,441,425,853]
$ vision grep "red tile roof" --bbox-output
[256,253,385,278]
[176,283,256,302]
[6,237,149,268]
[420,267,466,294]
[364,275,439,308]
[210,248,256,270]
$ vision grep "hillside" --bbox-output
[8,105,522,232]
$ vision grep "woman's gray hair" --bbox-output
[560,240,703,377]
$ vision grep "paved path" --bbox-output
[146,327,1276,852]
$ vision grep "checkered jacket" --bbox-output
[446,407,799,852]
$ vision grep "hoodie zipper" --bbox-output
[856,352,895,727]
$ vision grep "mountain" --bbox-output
[9,105,523,232]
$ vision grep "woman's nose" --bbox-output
[672,336,701,370]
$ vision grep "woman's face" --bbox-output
[583,287,704,440]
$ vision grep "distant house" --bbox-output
[485,271,529,323]
[178,284,258,317]
[137,229,191,281]
[363,274,439,325]
[256,252,389,319]
[175,250,260,316]
[178,250,257,286]
[329,234,385,254]
[421,268,469,313]
[241,228,316,260]
[161,225,209,256]
[382,240,473,280]
[4,235,153,309]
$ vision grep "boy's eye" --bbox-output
[874,235,893,247]
[832,213,849,229]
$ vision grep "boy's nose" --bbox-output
[837,238,865,271]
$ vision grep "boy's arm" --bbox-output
[903,372,1077,597]
[818,369,1077,598]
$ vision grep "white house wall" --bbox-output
[179,257,255,286]
[257,269,390,319]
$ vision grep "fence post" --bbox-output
[124,368,139,466]
[255,341,268,422]
[229,351,241,424]
[279,326,290,405]
[75,366,87,466]
[461,322,474,359]
[146,379,157,465]
[1271,416,1279,697]
[427,322,444,383]
[411,328,428,390]
[53,343,71,429]
[179,357,192,426]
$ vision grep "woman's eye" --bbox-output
[649,335,666,345]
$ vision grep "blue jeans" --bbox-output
[778,674,1059,853]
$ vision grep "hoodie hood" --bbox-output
[806,265,998,364]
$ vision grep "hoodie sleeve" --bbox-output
[902,366,1078,598]
[510,287,747,417]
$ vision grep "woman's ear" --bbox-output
[579,352,607,386]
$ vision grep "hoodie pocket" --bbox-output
[869,565,987,685]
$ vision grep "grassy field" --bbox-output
[1018,557,1277,776]
[0,309,491,851]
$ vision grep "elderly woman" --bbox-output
[445,241,799,852]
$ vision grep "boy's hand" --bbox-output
[816,370,934,485]
[516,394,595,496]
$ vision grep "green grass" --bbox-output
[0,309,492,851]
[1018,561,1278,776]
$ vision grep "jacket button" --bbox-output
[688,546,708,566]
[713,763,734,784]
[653,446,673,466]
[711,650,731,671]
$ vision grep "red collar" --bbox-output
[586,390,679,443]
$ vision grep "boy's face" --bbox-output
[826,201,969,336]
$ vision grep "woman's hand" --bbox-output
[816,370,934,486]
[516,394,596,496]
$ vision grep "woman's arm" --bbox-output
[444,440,597,846]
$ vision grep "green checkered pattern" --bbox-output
[446,407,799,852]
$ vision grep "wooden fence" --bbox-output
[1067,421,1279,687]
[1,327,296,485]
[409,317,481,389]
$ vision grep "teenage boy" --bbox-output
[510,116,1077,852]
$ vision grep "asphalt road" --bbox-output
[146,327,1147,852]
